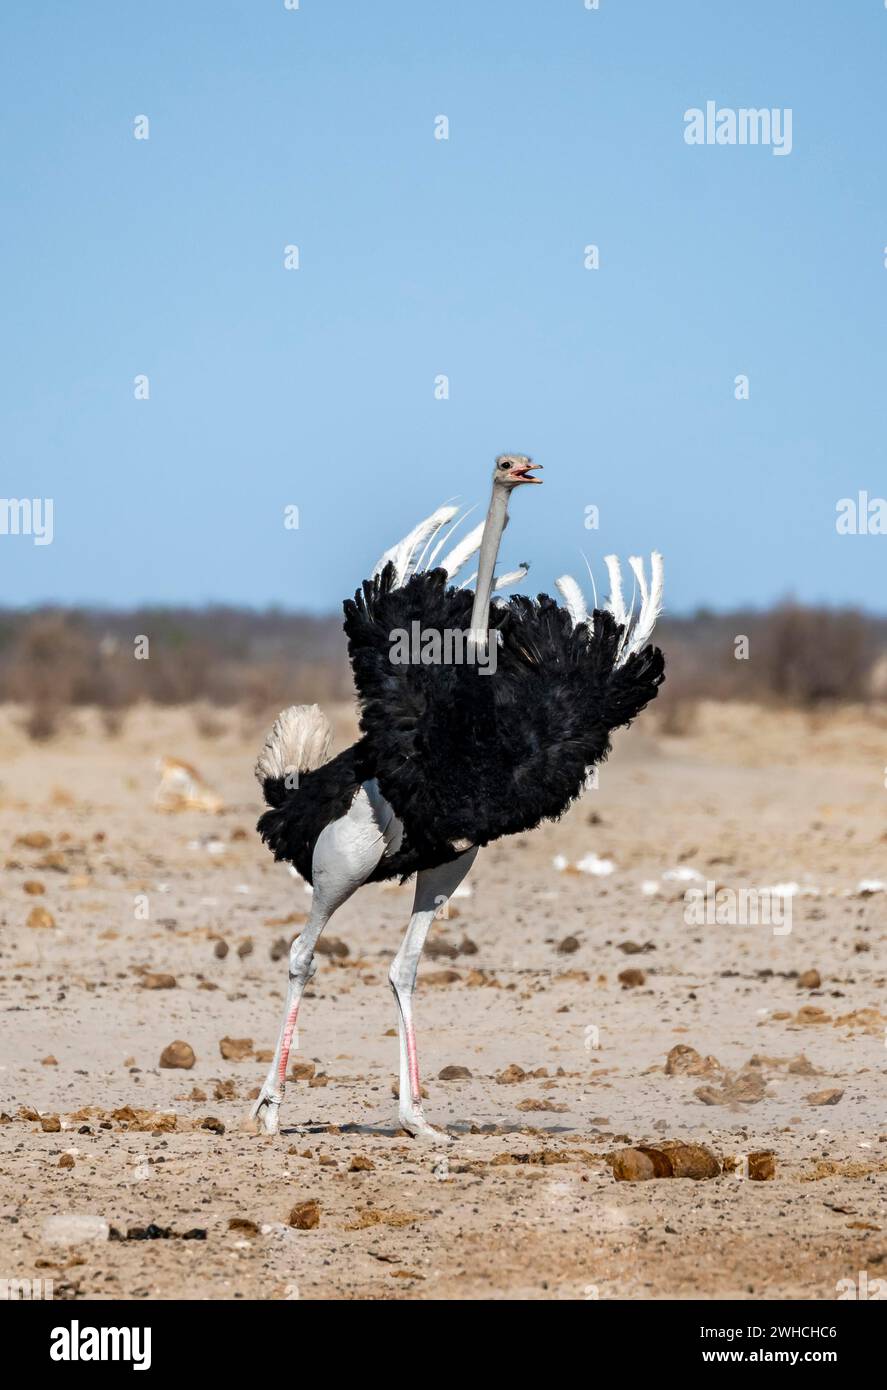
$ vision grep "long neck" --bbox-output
[469,485,510,643]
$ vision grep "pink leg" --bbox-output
[277,1000,301,1088]
[250,784,393,1136]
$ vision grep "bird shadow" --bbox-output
[280,1119,575,1138]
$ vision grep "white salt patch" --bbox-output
[552,854,569,872]
[42,1214,109,1246]
[661,866,704,883]
[576,853,615,877]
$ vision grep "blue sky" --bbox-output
[1,0,885,613]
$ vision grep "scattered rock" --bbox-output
[201,1116,225,1134]
[213,939,229,960]
[438,1065,472,1080]
[426,937,459,960]
[124,1224,172,1241]
[787,1054,818,1076]
[41,1056,58,1067]
[58,1153,75,1169]
[23,880,46,895]
[27,906,55,929]
[288,1200,320,1230]
[16,831,52,849]
[806,1088,844,1107]
[695,1068,766,1106]
[290,1061,316,1081]
[797,969,821,990]
[664,1045,721,1078]
[618,968,646,988]
[270,937,289,962]
[795,1006,830,1026]
[40,1115,61,1132]
[516,1098,568,1113]
[496,1063,527,1085]
[557,935,580,955]
[154,756,223,814]
[159,1040,196,1070]
[228,1217,258,1235]
[112,1106,177,1132]
[608,1142,720,1182]
[833,1008,886,1035]
[141,973,177,990]
[219,1037,253,1062]
[316,937,349,959]
[236,938,253,960]
[349,1155,375,1172]
[608,1148,666,1181]
[747,1151,776,1181]
[657,1141,721,1180]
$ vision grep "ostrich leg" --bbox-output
[251,784,397,1135]
[389,848,478,1142]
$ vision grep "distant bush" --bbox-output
[0,601,884,740]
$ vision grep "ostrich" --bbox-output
[250,455,664,1141]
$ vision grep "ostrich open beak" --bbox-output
[509,460,543,484]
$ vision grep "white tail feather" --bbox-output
[555,574,588,627]
[255,704,332,785]
[556,552,664,666]
[604,554,628,628]
[620,551,664,661]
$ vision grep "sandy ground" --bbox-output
[0,699,885,1301]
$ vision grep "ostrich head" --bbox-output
[493,453,543,488]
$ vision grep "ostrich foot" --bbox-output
[399,1108,453,1145]
[250,1089,281,1136]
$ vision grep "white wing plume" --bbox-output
[371,505,459,586]
[371,503,527,594]
[556,552,664,667]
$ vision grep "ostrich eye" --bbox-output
[498,460,510,470]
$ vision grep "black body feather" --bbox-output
[258,564,664,883]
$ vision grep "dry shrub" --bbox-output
[756,604,869,704]
[0,602,883,743]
